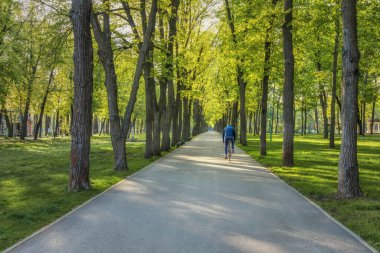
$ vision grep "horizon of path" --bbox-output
[5,131,377,253]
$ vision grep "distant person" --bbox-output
[222,124,236,159]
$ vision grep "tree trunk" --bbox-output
[34,70,54,140]
[120,0,158,152]
[248,112,253,134]
[143,46,155,158]
[68,0,93,191]
[161,0,180,151]
[182,97,191,140]
[304,107,307,135]
[357,106,363,135]
[338,0,362,197]
[301,105,304,136]
[315,105,319,134]
[54,109,60,138]
[91,9,127,170]
[282,0,295,167]
[370,100,375,135]
[260,0,278,155]
[362,101,366,136]
[5,112,13,137]
[330,16,339,148]
[275,100,279,134]
[45,115,50,136]
[337,109,341,134]
[20,67,37,140]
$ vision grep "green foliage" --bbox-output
[0,135,162,251]
[240,134,380,251]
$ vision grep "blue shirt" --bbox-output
[223,125,236,140]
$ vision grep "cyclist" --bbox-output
[222,124,236,159]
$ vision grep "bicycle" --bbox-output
[227,139,232,162]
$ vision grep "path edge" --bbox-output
[247,157,379,253]
[2,139,192,253]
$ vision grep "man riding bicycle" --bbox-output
[222,124,236,159]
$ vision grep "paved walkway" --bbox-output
[6,132,376,253]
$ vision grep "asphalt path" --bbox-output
[5,131,377,253]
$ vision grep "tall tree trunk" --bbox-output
[21,65,37,140]
[68,0,93,191]
[182,97,191,140]
[317,61,329,139]
[54,109,60,138]
[370,99,375,135]
[248,112,253,134]
[357,106,363,135]
[282,0,295,167]
[275,100,279,134]
[260,0,278,155]
[161,0,180,151]
[304,107,307,135]
[330,16,339,148]
[337,109,341,134]
[5,112,13,137]
[225,0,245,144]
[301,105,304,136]
[362,101,366,136]
[34,70,54,140]
[315,105,319,134]
[338,0,362,198]
[91,9,127,170]
[143,46,155,158]
[121,0,158,153]
[45,115,50,136]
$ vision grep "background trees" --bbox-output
[1,0,379,195]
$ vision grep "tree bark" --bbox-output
[91,9,127,170]
[20,64,37,140]
[315,105,319,134]
[260,0,278,155]
[121,0,158,150]
[338,0,362,198]
[143,45,156,158]
[282,0,295,167]
[275,100,279,134]
[330,16,339,148]
[34,70,54,140]
[182,97,191,140]
[317,61,329,139]
[54,109,60,138]
[225,0,246,145]
[370,100,375,135]
[362,101,366,136]
[68,0,93,191]
[162,0,180,151]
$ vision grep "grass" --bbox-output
[239,134,380,251]
[0,134,167,251]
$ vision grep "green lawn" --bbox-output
[239,134,380,251]
[0,135,163,251]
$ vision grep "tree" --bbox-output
[224,0,247,146]
[91,4,127,170]
[68,0,94,191]
[337,0,362,197]
[282,0,295,167]
[260,0,279,156]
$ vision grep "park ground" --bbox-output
[239,134,380,251]
[0,133,379,251]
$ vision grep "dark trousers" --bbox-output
[224,136,234,155]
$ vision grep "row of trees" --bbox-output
[211,0,379,197]
[1,0,379,196]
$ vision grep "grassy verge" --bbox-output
[0,135,167,251]
[239,134,380,251]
